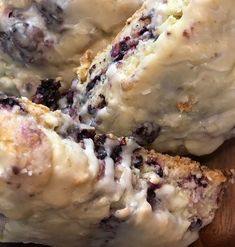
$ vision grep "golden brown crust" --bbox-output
[176,101,193,113]
[76,50,94,83]
[0,109,53,195]
[148,151,226,184]
[21,98,67,129]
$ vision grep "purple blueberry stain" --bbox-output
[97,160,106,179]
[146,157,164,178]
[0,96,25,112]
[193,175,208,188]
[133,122,161,146]
[111,36,138,62]
[179,174,208,189]
[64,90,74,107]
[59,89,76,116]
[111,14,156,64]
[148,181,162,190]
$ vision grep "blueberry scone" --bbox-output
[0,0,142,97]
[0,96,226,247]
[77,0,235,155]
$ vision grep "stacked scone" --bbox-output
[0,0,142,96]
[0,96,226,247]
[77,0,235,155]
[0,0,232,246]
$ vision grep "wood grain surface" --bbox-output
[191,138,235,247]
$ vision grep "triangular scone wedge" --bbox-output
[0,96,226,247]
[77,0,235,155]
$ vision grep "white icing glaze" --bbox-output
[78,0,235,155]
[0,98,225,246]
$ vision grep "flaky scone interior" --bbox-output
[0,96,226,247]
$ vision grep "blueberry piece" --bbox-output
[87,104,96,115]
[97,94,107,109]
[95,146,107,160]
[65,90,74,106]
[86,75,101,93]
[146,158,163,177]
[89,64,97,75]
[12,166,20,175]
[131,155,143,169]
[76,129,96,142]
[119,138,127,146]
[139,15,152,24]
[94,135,107,145]
[179,175,209,188]
[189,217,202,231]
[139,26,149,35]
[147,187,157,209]
[94,135,107,160]
[133,122,161,146]
[32,79,61,110]
[193,175,208,188]
[110,145,122,163]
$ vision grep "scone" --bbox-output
[77,0,235,155]
[0,0,142,97]
[0,96,226,247]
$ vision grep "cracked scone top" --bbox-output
[0,0,142,96]
[77,0,235,155]
[0,96,226,247]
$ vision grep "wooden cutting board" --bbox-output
[192,138,235,247]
